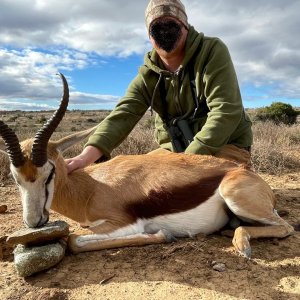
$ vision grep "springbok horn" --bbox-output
[31,73,69,167]
[0,121,25,167]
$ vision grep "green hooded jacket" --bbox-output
[86,26,253,158]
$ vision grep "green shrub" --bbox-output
[86,118,97,123]
[253,102,297,125]
[38,115,47,123]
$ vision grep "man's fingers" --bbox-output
[66,161,75,174]
[65,159,79,174]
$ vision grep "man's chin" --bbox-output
[156,45,178,57]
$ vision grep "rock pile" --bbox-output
[6,220,69,277]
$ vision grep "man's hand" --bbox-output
[65,146,103,174]
[65,155,88,174]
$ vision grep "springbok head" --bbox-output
[0,73,70,227]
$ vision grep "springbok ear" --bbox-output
[54,126,97,153]
[0,139,8,156]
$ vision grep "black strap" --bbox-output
[159,75,169,124]
[159,68,201,125]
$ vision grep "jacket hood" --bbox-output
[144,26,204,74]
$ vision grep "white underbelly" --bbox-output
[143,189,229,237]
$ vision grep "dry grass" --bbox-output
[1,110,300,184]
[0,155,10,186]
[251,121,300,174]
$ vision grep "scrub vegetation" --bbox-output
[1,108,299,183]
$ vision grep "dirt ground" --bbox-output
[0,171,300,300]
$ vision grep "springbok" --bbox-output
[0,74,295,258]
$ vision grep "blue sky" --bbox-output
[0,0,299,111]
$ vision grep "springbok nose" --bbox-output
[24,218,40,228]
[24,219,31,228]
[24,215,48,228]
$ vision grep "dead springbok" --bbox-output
[0,74,295,258]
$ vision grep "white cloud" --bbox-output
[70,92,120,105]
[0,0,150,55]
[186,0,300,101]
[0,100,55,111]
[0,90,120,111]
[0,47,99,99]
[0,0,299,110]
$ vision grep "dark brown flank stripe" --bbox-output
[126,173,226,220]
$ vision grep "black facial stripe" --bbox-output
[44,162,55,213]
[45,166,55,186]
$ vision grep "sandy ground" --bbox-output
[0,172,300,300]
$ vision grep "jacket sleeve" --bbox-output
[85,74,149,159]
[185,39,244,155]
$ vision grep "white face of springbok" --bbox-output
[10,159,56,227]
[0,73,69,228]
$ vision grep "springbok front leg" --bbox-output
[68,220,173,253]
[68,230,168,254]
[220,168,295,258]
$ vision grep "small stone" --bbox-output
[294,223,300,232]
[0,205,7,214]
[212,262,226,272]
[6,221,69,246]
[14,240,66,277]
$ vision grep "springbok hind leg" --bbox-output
[68,230,169,254]
[220,168,295,258]
[233,219,295,258]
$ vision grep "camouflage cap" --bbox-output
[145,0,188,32]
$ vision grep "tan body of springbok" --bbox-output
[0,74,295,258]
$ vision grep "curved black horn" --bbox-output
[31,73,69,167]
[0,121,25,167]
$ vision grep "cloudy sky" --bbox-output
[0,0,299,111]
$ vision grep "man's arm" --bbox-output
[65,74,150,173]
[185,39,245,155]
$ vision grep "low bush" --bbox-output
[253,102,298,125]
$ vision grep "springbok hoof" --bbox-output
[67,234,83,254]
[233,237,252,258]
[233,227,252,258]
[239,247,252,259]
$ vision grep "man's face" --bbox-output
[149,17,184,53]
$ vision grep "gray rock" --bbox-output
[14,240,66,277]
[212,262,226,272]
[7,220,69,246]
